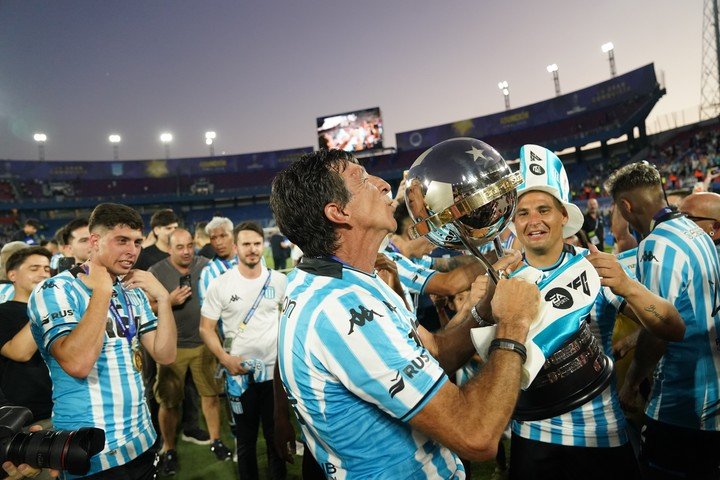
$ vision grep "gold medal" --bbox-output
[132,340,143,372]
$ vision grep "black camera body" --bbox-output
[56,256,76,274]
[0,406,105,478]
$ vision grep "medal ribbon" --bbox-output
[109,285,137,345]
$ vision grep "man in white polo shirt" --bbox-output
[200,221,287,480]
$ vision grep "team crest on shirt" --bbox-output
[264,287,275,299]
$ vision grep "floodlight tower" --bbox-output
[498,81,510,110]
[547,64,561,96]
[701,0,720,119]
[205,131,216,157]
[160,132,173,159]
[108,134,121,160]
[601,42,616,77]
[33,133,47,160]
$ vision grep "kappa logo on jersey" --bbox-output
[403,353,431,379]
[40,309,74,325]
[567,270,590,296]
[529,163,546,176]
[347,305,383,335]
[388,370,405,398]
[545,287,574,309]
[229,294,241,303]
[641,250,659,262]
[40,281,59,290]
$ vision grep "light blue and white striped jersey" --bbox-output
[198,255,238,304]
[512,245,629,447]
[384,250,437,313]
[27,269,158,478]
[414,255,434,269]
[636,215,720,431]
[0,283,14,303]
[50,253,64,271]
[279,257,464,479]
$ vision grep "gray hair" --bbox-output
[205,217,233,235]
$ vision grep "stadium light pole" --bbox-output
[33,133,47,160]
[108,134,121,160]
[160,132,173,159]
[205,131,216,157]
[601,42,616,77]
[498,81,510,110]
[547,64,561,96]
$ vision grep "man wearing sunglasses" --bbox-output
[680,191,720,257]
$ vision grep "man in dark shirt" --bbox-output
[135,209,179,271]
[149,229,230,474]
[11,219,41,246]
[269,231,290,270]
[0,246,53,425]
[581,198,605,251]
[194,221,216,259]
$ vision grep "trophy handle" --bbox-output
[460,240,502,285]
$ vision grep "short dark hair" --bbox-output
[604,161,662,199]
[233,221,264,242]
[61,217,89,245]
[270,149,354,258]
[150,209,179,229]
[54,226,67,246]
[88,203,144,233]
[25,218,41,229]
[6,246,51,273]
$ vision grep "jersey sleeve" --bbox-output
[130,288,158,336]
[313,290,447,422]
[27,277,81,352]
[198,267,209,304]
[200,278,223,321]
[386,252,437,295]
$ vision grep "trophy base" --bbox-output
[513,322,614,422]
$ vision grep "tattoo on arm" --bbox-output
[643,304,667,324]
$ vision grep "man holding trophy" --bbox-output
[270,148,540,479]
[495,145,682,479]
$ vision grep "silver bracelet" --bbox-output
[470,305,493,327]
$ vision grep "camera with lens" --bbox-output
[0,406,105,478]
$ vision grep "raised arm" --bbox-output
[0,324,37,362]
[124,269,176,365]
[48,263,114,378]
[587,244,684,341]
[409,277,538,461]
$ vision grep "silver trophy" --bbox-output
[405,137,613,421]
[404,137,521,283]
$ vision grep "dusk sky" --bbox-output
[0,1,702,161]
